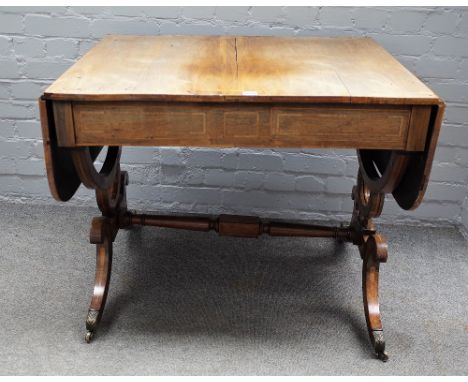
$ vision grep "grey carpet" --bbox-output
[0,202,467,375]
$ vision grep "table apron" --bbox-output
[52,101,431,151]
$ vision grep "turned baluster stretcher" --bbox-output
[39,35,444,361]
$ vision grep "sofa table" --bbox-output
[39,35,444,361]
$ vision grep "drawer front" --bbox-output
[56,101,424,150]
[74,103,208,142]
[271,107,411,148]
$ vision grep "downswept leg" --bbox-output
[362,234,388,362]
[86,218,113,343]
[351,170,389,361]
[82,167,129,343]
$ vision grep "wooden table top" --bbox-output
[45,35,439,105]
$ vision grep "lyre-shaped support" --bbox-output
[70,143,129,342]
[84,169,129,342]
[351,169,389,361]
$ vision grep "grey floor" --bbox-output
[0,202,467,375]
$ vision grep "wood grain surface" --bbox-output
[44,35,439,105]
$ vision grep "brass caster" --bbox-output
[85,330,94,343]
[377,351,389,362]
[371,330,388,362]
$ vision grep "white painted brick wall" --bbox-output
[1,6,468,231]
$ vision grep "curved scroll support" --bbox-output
[85,217,113,343]
[350,168,389,360]
[350,170,385,252]
[85,168,130,342]
[362,234,389,362]
[354,169,385,222]
[71,146,122,191]
[96,170,129,218]
[358,150,409,193]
